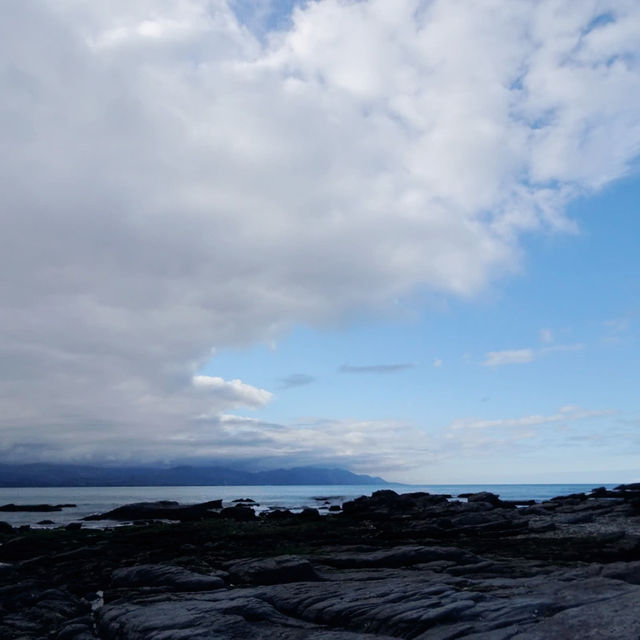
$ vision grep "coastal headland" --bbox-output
[1,484,639,638]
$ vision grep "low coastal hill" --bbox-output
[0,463,388,487]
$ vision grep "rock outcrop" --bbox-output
[0,503,76,512]
[82,499,224,522]
[1,485,640,639]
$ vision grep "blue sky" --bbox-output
[200,173,640,482]
[1,0,639,482]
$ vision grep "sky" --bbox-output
[1,0,639,483]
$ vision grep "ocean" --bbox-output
[0,483,617,528]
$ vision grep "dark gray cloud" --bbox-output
[339,363,416,374]
[0,1,639,466]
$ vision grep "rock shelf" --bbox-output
[1,484,639,638]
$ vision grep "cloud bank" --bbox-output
[1,0,640,466]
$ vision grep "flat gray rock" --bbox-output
[97,556,640,639]
[314,545,479,569]
[512,590,640,639]
[96,592,394,639]
[111,564,225,591]
[227,555,320,585]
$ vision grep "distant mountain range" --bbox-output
[0,463,389,487]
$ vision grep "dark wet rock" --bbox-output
[96,592,391,639]
[0,520,14,533]
[111,563,225,591]
[66,522,83,531]
[94,564,640,640]
[53,615,97,640]
[502,499,536,507]
[83,499,222,522]
[461,519,529,536]
[227,555,320,585]
[199,499,224,509]
[550,491,588,503]
[262,508,295,520]
[220,504,256,521]
[315,545,479,569]
[342,490,449,520]
[510,589,640,639]
[458,495,532,510]
[463,492,515,509]
[406,490,451,504]
[329,505,341,512]
[5,485,640,639]
[37,519,55,525]
[0,581,91,639]
[527,520,556,533]
[447,500,495,513]
[300,507,321,519]
[599,559,640,584]
[590,486,623,498]
[232,498,256,503]
[614,482,640,492]
[556,512,594,524]
[0,535,44,560]
[449,512,508,527]
[0,503,76,512]
[537,500,561,510]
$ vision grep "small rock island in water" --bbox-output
[1,484,640,638]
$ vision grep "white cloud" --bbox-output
[0,400,620,482]
[540,343,584,355]
[483,343,583,366]
[483,349,535,366]
[539,328,554,344]
[192,375,272,408]
[603,317,631,343]
[448,406,615,431]
[1,0,640,463]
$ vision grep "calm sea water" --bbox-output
[0,483,617,528]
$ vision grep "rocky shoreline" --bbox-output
[1,484,639,639]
